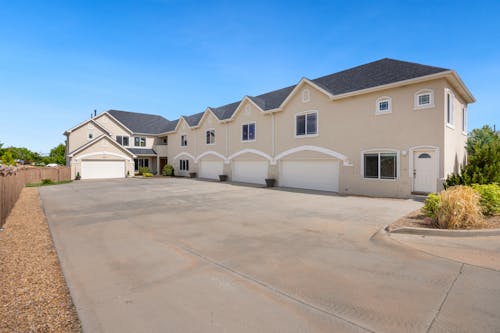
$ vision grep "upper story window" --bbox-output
[446,90,454,127]
[181,134,188,146]
[414,89,434,109]
[295,111,317,136]
[87,131,94,140]
[163,137,168,145]
[242,122,256,141]
[206,129,215,145]
[375,96,392,114]
[302,89,310,103]
[462,107,467,133]
[134,136,146,147]
[116,135,129,146]
[363,152,398,180]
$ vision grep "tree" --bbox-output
[46,143,66,165]
[445,125,500,186]
[1,150,16,166]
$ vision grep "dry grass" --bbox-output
[436,186,485,229]
[0,187,81,332]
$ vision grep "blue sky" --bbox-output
[0,0,499,154]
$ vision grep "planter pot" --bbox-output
[189,172,197,178]
[265,178,276,187]
[219,174,228,182]
[75,176,81,181]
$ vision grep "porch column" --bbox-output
[156,156,160,175]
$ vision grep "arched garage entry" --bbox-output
[228,149,272,185]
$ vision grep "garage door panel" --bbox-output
[81,160,125,179]
[280,160,339,192]
[232,161,268,185]
[199,161,224,180]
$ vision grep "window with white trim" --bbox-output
[446,91,454,126]
[363,152,397,180]
[376,97,392,114]
[134,136,146,147]
[302,89,310,103]
[414,89,434,109]
[87,131,94,140]
[295,111,317,136]
[116,135,129,146]
[181,135,188,146]
[462,107,467,132]
[134,158,149,171]
[179,159,189,171]
[206,129,215,145]
[242,123,256,141]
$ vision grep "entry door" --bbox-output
[413,151,437,193]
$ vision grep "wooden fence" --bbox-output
[0,167,71,228]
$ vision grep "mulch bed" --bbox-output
[0,187,81,332]
[389,209,500,231]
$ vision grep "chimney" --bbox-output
[94,109,97,117]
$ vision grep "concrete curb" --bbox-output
[385,225,500,237]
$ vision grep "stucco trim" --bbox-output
[173,152,196,161]
[275,145,350,166]
[74,151,134,162]
[195,151,228,163]
[228,149,273,164]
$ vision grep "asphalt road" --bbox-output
[40,178,500,333]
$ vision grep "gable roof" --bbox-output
[64,118,111,135]
[68,134,136,158]
[107,110,172,134]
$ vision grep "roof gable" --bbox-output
[68,134,136,158]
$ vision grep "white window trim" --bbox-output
[241,122,256,142]
[414,89,434,110]
[375,96,392,115]
[179,159,189,171]
[302,89,310,103]
[206,128,216,145]
[116,135,130,147]
[360,149,400,181]
[445,89,454,128]
[462,107,467,135]
[180,134,188,147]
[294,110,319,138]
[134,136,146,147]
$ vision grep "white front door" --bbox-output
[232,161,268,185]
[413,151,437,193]
[199,160,224,180]
[280,160,339,192]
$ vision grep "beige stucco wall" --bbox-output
[70,137,135,179]
[68,122,105,153]
[166,118,196,176]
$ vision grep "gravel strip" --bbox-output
[0,187,81,332]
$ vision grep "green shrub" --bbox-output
[138,166,151,175]
[162,164,174,176]
[41,178,54,185]
[1,150,16,166]
[472,184,500,216]
[142,172,153,177]
[422,193,440,218]
[436,186,484,229]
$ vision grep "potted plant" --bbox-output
[75,172,81,180]
[265,178,276,187]
[126,171,130,178]
[189,172,197,178]
[219,174,228,182]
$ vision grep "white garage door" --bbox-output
[81,160,125,179]
[199,160,224,180]
[232,161,268,185]
[280,160,339,192]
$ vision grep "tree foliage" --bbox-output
[445,125,500,186]
[1,150,16,166]
[46,143,66,165]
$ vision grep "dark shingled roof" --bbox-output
[127,148,157,155]
[108,110,172,134]
[107,59,450,130]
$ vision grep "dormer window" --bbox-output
[302,89,310,103]
[414,89,434,109]
[376,97,392,114]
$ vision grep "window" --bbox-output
[462,107,467,132]
[242,123,256,141]
[414,89,434,109]
[116,136,129,146]
[376,97,392,114]
[302,89,310,103]
[134,137,146,147]
[160,137,168,145]
[295,111,317,136]
[134,158,149,171]
[446,91,454,126]
[363,152,397,180]
[179,159,189,171]
[206,129,215,145]
[88,132,94,140]
[181,135,188,146]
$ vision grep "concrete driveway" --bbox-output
[40,178,500,333]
